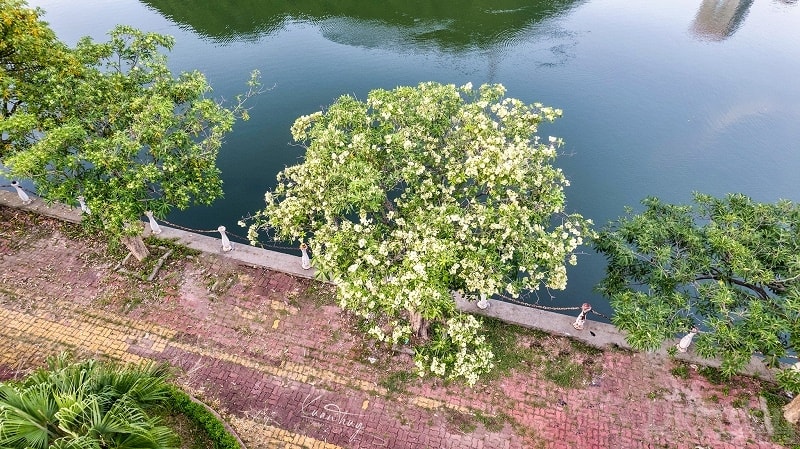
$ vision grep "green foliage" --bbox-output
[594,193,800,392]
[697,365,726,385]
[1,0,77,152]
[670,362,690,380]
[761,388,800,446]
[0,353,178,449]
[776,365,800,393]
[165,385,240,449]
[1,4,261,242]
[414,314,495,385]
[246,81,592,385]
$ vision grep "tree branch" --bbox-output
[694,274,769,300]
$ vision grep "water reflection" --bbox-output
[690,0,753,41]
[140,0,583,52]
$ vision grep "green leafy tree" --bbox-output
[0,353,177,449]
[1,0,78,152]
[593,193,800,393]
[246,82,592,384]
[1,4,261,260]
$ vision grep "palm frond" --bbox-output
[0,383,59,449]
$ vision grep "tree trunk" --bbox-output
[408,310,428,340]
[784,395,800,424]
[121,235,150,262]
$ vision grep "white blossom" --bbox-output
[246,82,594,384]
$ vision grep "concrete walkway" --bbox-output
[0,194,792,448]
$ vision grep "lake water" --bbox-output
[27,0,800,318]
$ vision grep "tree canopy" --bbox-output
[1,1,260,250]
[1,0,77,148]
[246,82,592,384]
[594,193,800,392]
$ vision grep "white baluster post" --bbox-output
[476,293,490,310]
[218,226,232,252]
[300,243,311,270]
[572,303,592,330]
[77,196,91,214]
[676,327,699,353]
[145,211,162,234]
[11,181,32,205]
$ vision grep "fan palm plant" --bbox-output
[0,354,178,449]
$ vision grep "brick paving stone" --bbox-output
[0,206,794,448]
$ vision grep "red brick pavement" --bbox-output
[0,206,792,449]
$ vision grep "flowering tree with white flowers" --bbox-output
[247,82,593,384]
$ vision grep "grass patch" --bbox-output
[696,365,727,385]
[302,280,337,306]
[542,357,586,389]
[144,236,201,258]
[569,338,603,356]
[474,410,506,432]
[379,370,414,394]
[670,362,690,380]
[731,393,750,409]
[482,317,547,377]
[156,408,215,449]
[444,409,508,434]
[59,218,92,241]
[480,317,601,388]
[761,388,800,446]
[166,385,241,449]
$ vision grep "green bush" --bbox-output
[0,354,178,449]
[166,385,241,449]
